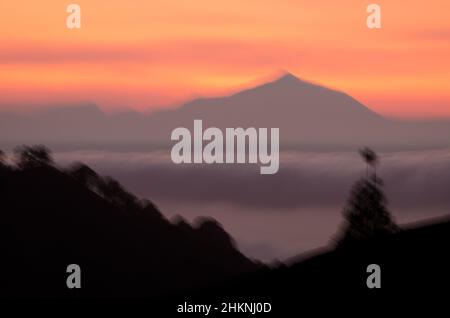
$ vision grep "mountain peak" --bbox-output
[277,71,300,81]
[270,71,313,87]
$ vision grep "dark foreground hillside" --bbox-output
[0,162,259,298]
[210,215,450,300]
[1,152,449,308]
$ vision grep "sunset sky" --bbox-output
[0,0,449,117]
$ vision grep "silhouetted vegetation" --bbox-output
[14,145,54,169]
[210,149,450,300]
[0,150,7,176]
[0,145,259,298]
[334,148,399,247]
[0,149,5,164]
[0,150,6,172]
[67,162,100,188]
[359,146,378,178]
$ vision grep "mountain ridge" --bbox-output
[0,160,260,297]
[1,72,449,150]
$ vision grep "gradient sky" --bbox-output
[0,0,449,117]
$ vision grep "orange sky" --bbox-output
[0,0,449,117]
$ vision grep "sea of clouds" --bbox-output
[55,149,450,262]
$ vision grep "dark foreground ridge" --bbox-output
[1,148,449,306]
[0,157,260,298]
[212,215,450,295]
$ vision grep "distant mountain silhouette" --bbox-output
[1,72,450,150]
[0,158,260,298]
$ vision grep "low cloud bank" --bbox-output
[55,149,450,213]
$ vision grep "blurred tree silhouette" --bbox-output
[0,150,7,174]
[14,145,54,169]
[359,147,378,178]
[0,149,5,166]
[68,163,140,210]
[97,176,139,210]
[68,163,102,190]
[335,148,399,247]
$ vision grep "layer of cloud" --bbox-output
[55,149,450,213]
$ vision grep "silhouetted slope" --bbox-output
[212,216,450,297]
[0,164,259,298]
